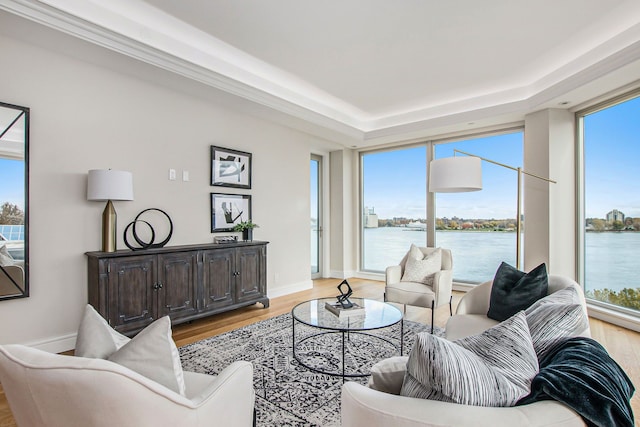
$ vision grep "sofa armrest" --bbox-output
[341,382,585,427]
[186,361,255,425]
[455,280,492,315]
[385,265,402,285]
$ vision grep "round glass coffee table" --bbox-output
[291,297,403,379]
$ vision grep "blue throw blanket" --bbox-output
[517,337,634,427]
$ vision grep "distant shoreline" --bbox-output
[373,226,639,233]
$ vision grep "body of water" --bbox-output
[361,227,638,293]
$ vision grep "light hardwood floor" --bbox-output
[1,278,638,426]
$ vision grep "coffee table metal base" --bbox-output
[292,318,403,379]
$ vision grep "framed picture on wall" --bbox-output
[210,146,252,189]
[211,193,252,232]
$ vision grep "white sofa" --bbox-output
[341,275,590,427]
[0,344,255,427]
[446,274,590,340]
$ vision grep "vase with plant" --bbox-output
[233,220,259,241]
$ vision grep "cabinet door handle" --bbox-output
[153,282,164,290]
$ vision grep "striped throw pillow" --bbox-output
[524,288,589,361]
[400,311,538,407]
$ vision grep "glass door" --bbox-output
[311,155,322,278]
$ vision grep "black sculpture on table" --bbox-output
[335,279,354,309]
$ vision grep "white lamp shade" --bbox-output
[87,169,134,201]
[429,156,482,193]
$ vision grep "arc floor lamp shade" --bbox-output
[87,169,134,252]
[428,156,482,193]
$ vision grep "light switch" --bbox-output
[169,169,176,180]
[182,170,189,181]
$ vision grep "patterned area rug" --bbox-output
[179,313,444,426]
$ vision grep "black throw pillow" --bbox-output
[487,262,549,321]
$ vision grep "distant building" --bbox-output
[363,206,378,228]
[606,209,625,223]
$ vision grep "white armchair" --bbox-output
[0,263,25,296]
[0,344,255,427]
[385,246,453,332]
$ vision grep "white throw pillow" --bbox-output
[368,356,409,394]
[407,244,424,261]
[75,305,186,396]
[401,248,441,285]
[75,304,130,359]
[108,316,186,396]
[400,311,538,407]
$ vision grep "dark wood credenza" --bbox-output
[86,241,269,336]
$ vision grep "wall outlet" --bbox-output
[169,169,176,180]
[182,170,189,181]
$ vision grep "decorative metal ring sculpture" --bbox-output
[123,208,173,251]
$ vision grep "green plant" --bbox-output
[586,287,640,311]
[233,220,259,232]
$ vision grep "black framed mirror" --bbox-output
[0,101,29,300]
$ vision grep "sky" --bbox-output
[362,94,640,221]
[584,96,640,219]
[0,158,25,210]
[363,133,523,219]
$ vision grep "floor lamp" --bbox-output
[429,149,556,270]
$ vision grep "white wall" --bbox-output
[0,31,337,351]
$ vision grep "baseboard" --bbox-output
[23,333,77,354]
[329,270,357,279]
[267,280,313,299]
[354,271,384,281]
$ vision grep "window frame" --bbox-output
[576,86,640,317]
[358,125,524,281]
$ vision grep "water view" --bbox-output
[362,227,639,294]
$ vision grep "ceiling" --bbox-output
[2,0,640,148]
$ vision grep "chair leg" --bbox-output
[431,300,435,334]
[403,304,407,314]
[449,295,453,316]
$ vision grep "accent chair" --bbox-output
[384,246,453,332]
[0,344,255,427]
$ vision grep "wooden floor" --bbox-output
[1,278,639,426]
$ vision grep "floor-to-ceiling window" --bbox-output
[360,130,523,283]
[579,91,640,314]
[361,146,427,271]
[434,132,523,282]
[310,155,322,278]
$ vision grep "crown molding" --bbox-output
[2,0,640,147]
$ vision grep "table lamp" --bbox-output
[87,169,134,252]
